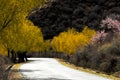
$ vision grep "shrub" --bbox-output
[108,38,120,56]
[99,57,118,74]
[71,44,99,68]
[69,53,79,65]
[71,35,120,74]
[115,58,120,71]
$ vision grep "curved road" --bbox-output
[19,58,111,80]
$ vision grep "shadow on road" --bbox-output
[10,69,71,80]
[12,69,41,72]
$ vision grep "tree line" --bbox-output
[0,0,49,62]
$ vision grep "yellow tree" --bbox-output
[0,0,48,62]
[52,27,96,55]
[0,0,47,30]
[0,20,45,62]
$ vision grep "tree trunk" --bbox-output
[23,52,28,62]
[7,48,10,58]
[11,50,16,63]
[17,51,28,63]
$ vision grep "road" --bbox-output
[19,58,111,80]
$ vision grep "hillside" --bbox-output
[28,0,120,39]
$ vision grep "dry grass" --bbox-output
[57,58,120,80]
[8,63,23,80]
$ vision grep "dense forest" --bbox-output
[0,0,120,79]
[28,0,120,39]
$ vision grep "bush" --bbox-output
[69,53,79,65]
[115,58,120,71]
[108,38,120,56]
[69,36,120,75]
[89,53,102,70]
[97,37,120,73]
[70,44,98,68]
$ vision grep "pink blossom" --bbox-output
[101,17,120,32]
[91,14,120,44]
[91,30,108,44]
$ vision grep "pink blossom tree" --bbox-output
[91,14,120,44]
[101,16,120,33]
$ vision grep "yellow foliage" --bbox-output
[0,0,49,55]
[0,40,7,56]
[0,20,49,53]
[52,26,96,55]
[0,0,48,30]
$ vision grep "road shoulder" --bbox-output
[8,63,23,80]
[57,58,120,80]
